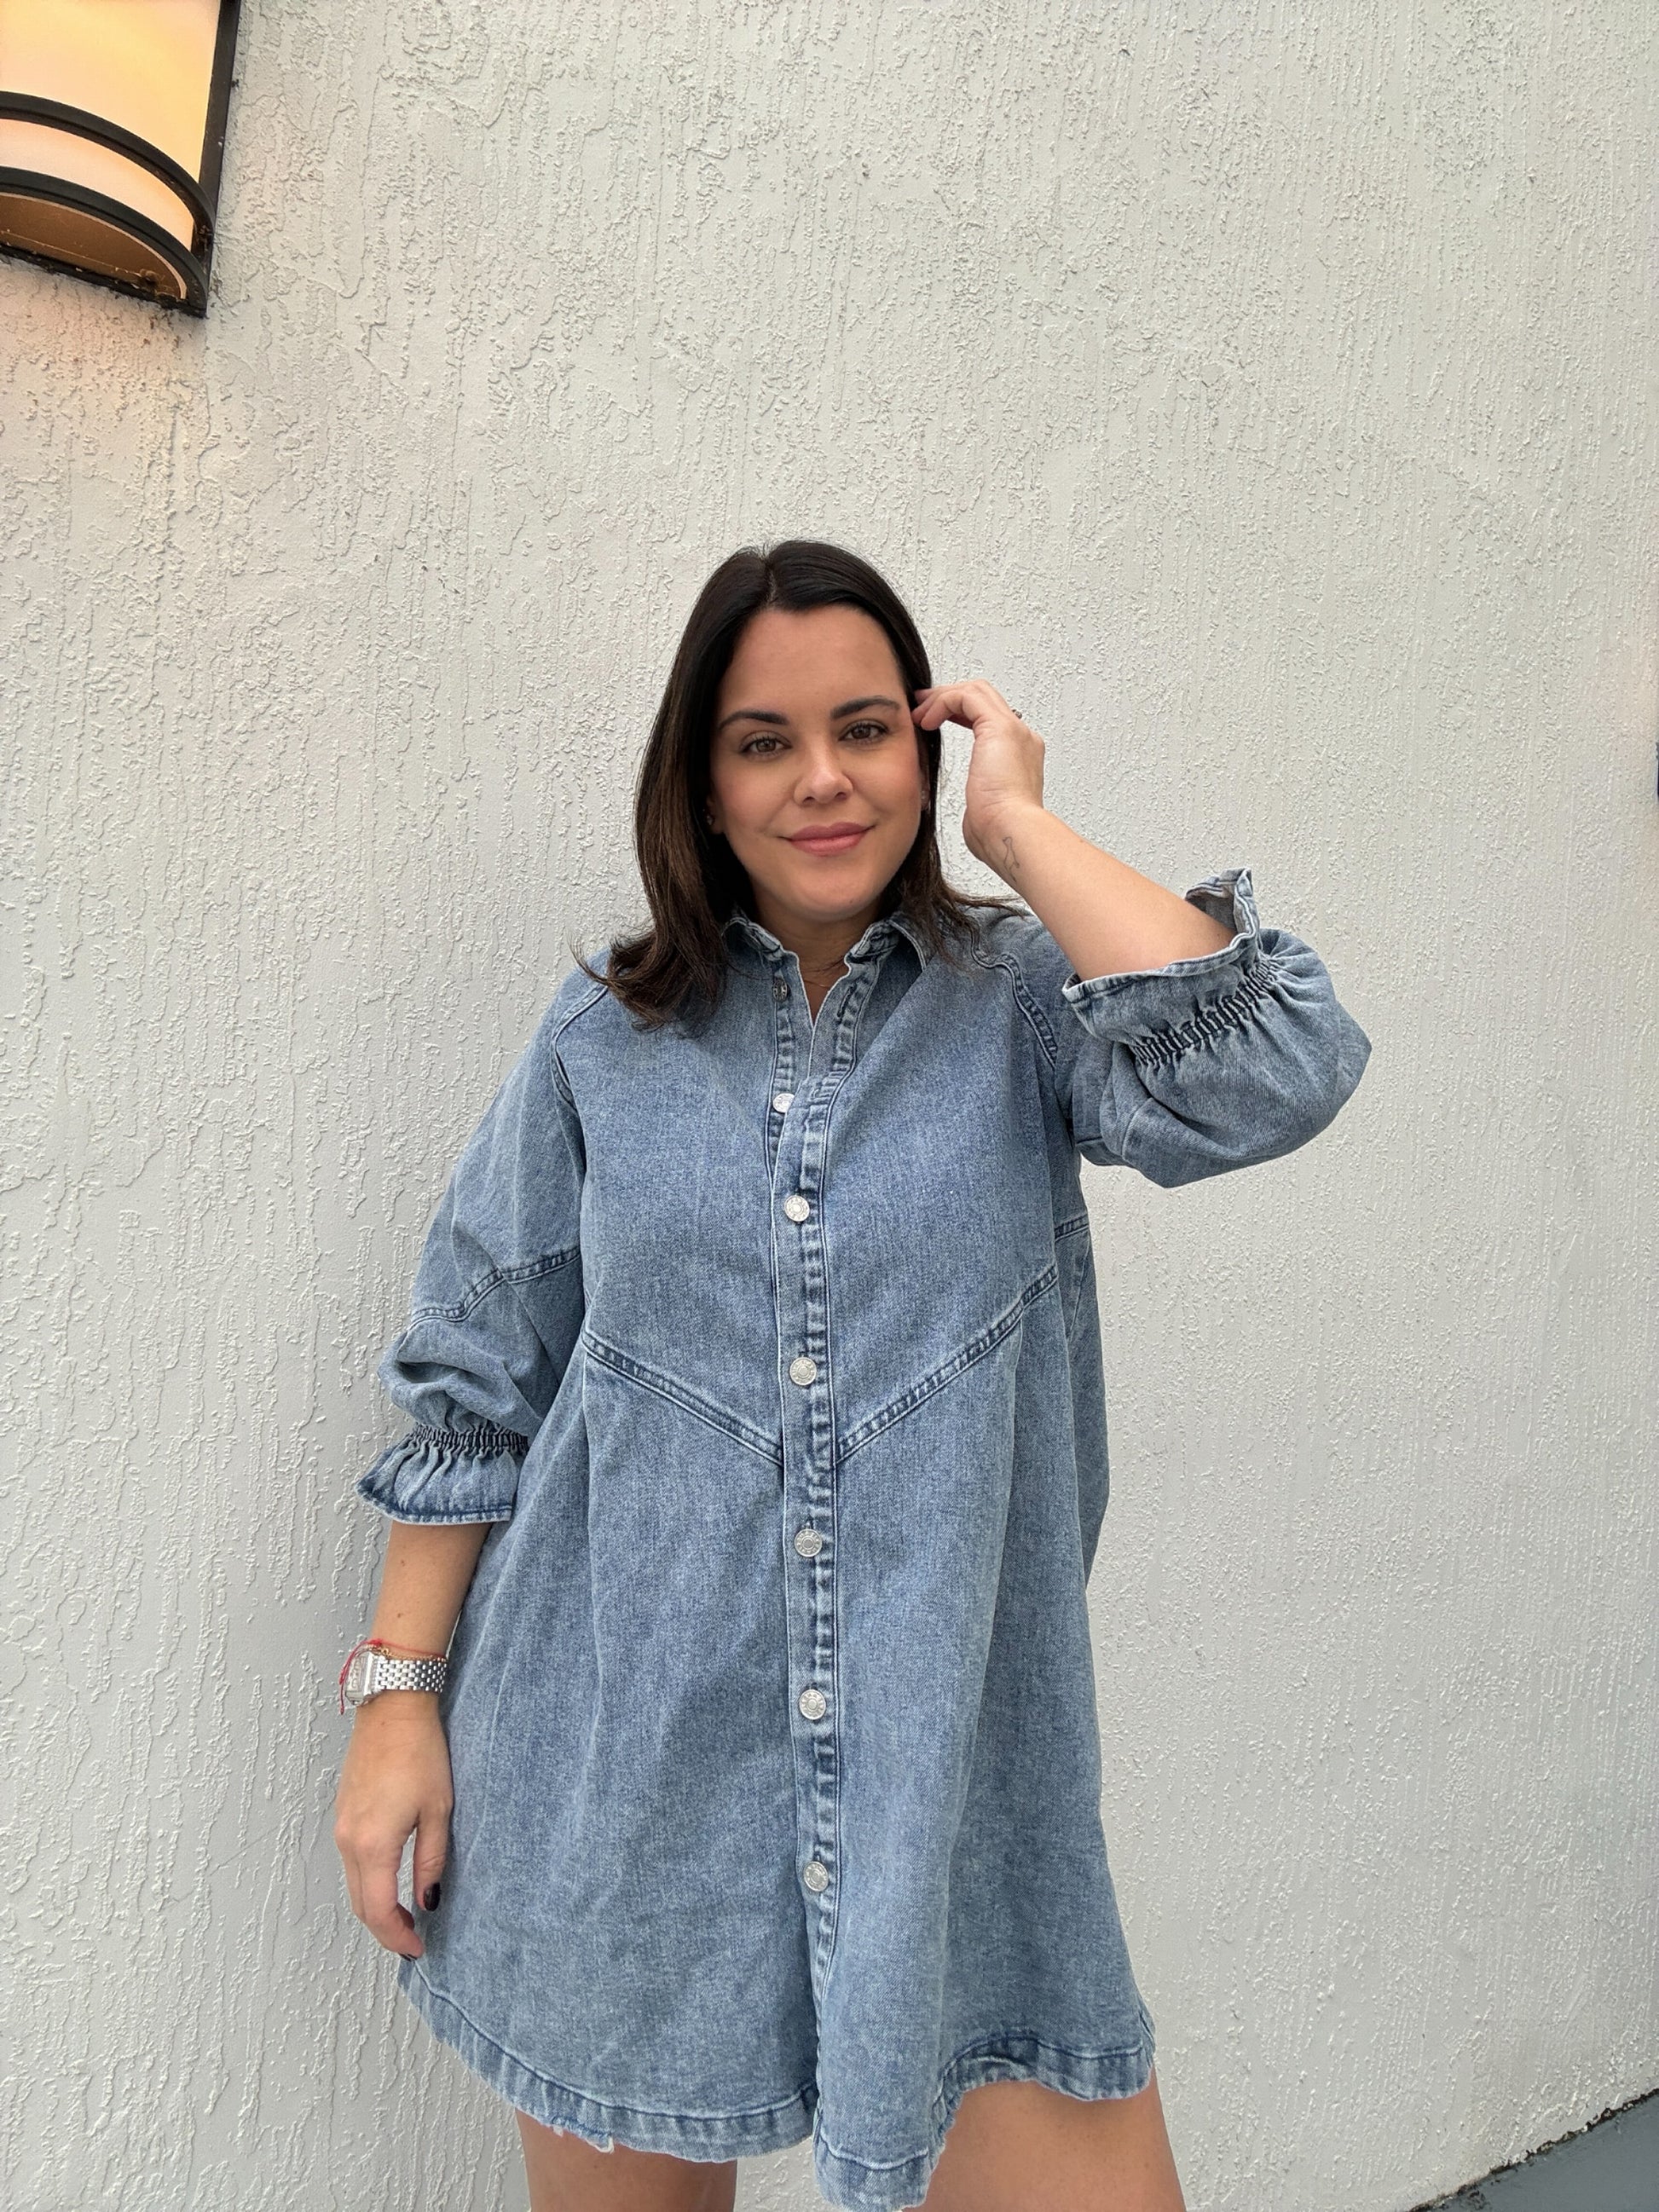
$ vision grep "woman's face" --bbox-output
[706,604,928,945]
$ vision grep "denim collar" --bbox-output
[722,904,933,972]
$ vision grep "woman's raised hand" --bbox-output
[910,678,1046,875]
[333,1695,454,1960]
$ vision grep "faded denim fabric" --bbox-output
[354,867,1371,2211]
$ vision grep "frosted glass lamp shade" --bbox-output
[0,1,240,314]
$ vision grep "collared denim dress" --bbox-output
[353,867,1370,2211]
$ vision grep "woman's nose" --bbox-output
[797,747,851,795]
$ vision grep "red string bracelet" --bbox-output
[338,1634,449,1713]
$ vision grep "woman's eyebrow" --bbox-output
[714,694,903,736]
[833,693,904,719]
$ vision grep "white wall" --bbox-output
[5,5,1655,2208]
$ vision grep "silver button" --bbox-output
[773,979,789,1002]
[798,1686,828,1721]
[801,1859,830,1892]
[783,1193,811,1222]
[772,1092,795,1112]
[793,1526,823,1556]
[788,1354,817,1386]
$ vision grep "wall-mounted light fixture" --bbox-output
[0,1,240,315]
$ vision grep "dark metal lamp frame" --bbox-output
[0,0,240,315]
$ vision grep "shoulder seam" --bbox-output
[552,965,612,1042]
[408,1245,581,1324]
[966,936,1061,1071]
[546,967,613,1103]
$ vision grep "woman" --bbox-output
[333,539,1371,2212]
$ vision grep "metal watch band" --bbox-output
[369,1651,447,1696]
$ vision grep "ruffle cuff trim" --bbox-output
[354,1420,529,1525]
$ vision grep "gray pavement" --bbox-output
[1411,2088,1658,2211]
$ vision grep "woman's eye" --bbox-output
[739,723,885,756]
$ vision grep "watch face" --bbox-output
[344,1647,377,1704]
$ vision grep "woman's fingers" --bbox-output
[334,1707,454,1959]
[355,1835,422,1957]
[334,1805,423,1955]
[913,677,1047,868]
[911,678,1018,731]
[410,1793,452,1919]
[334,1816,423,1956]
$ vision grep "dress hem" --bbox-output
[397,1957,1155,2211]
[398,1956,817,2157]
[816,2013,1157,2209]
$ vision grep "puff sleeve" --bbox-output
[991,868,1371,1187]
[354,985,588,1524]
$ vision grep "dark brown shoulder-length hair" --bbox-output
[573,537,1023,1031]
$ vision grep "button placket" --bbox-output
[770,958,878,1972]
[761,962,803,1184]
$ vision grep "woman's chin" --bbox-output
[781,868,890,920]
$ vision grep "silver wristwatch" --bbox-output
[341,1644,448,1707]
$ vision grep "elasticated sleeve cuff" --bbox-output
[354,1418,529,1525]
[1057,867,1269,1050]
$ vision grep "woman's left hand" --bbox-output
[910,679,1047,875]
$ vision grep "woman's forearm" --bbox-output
[908,678,1236,979]
[982,801,1234,979]
[339,1521,491,1955]
[368,1519,493,1657]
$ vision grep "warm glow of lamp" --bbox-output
[0,1,240,314]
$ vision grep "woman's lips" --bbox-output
[789,826,869,854]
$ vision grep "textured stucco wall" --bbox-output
[4,4,1655,2209]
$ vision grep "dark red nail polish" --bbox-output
[422,1881,441,1910]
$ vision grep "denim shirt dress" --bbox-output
[353,867,1371,2212]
